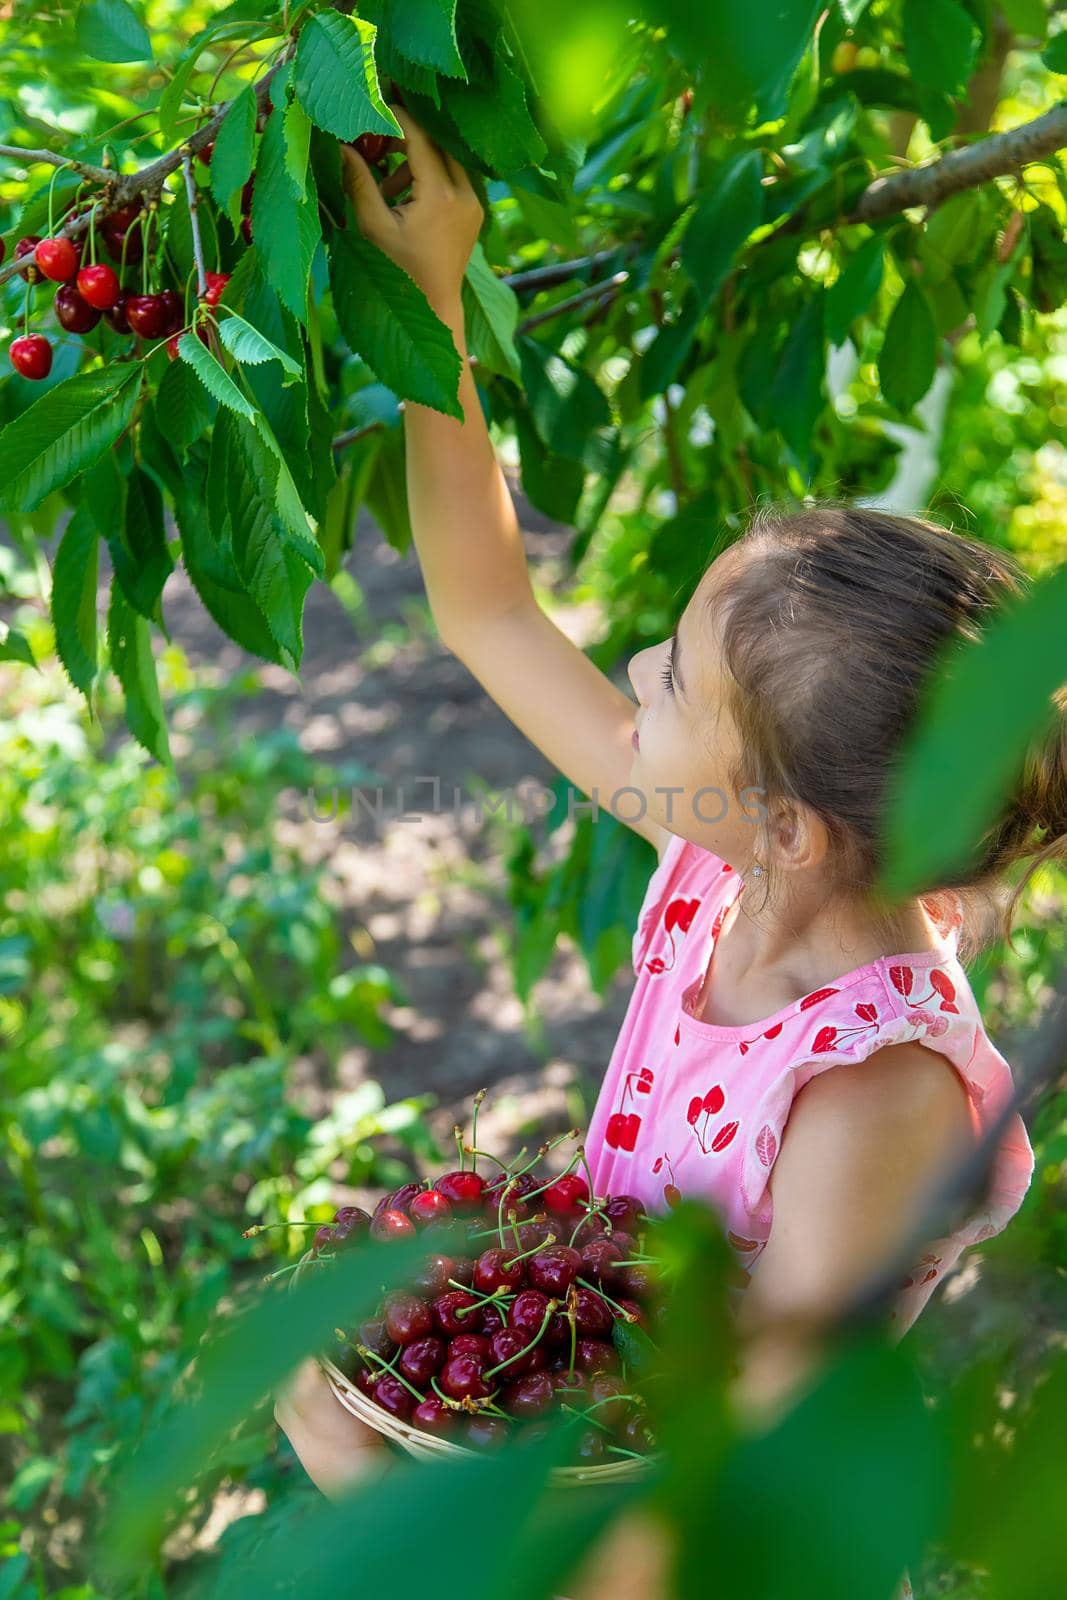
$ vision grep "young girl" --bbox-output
[276,109,1047,1591]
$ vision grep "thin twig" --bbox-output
[180,149,208,300]
[0,50,292,291]
[504,248,633,293]
[517,271,629,335]
[0,145,111,184]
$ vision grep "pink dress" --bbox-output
[587,832,1036,1338]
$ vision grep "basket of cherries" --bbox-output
[252,1100,663,1484]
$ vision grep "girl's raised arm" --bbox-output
[341,114,668,859]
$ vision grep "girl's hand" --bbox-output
[340,106,484,312]
[274,1357,397,1499]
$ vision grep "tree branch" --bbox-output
[0,144,112,186]
[0,51,291,290]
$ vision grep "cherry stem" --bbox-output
[605,1445,648,1461]
[453,1123,465,1173]
[263,1256,318,1283]
[483,1299,559,1379]
[502,1235,557,1270]
[575,1276,637,1322]
[451,1283,513,1318]
[356,1342,424,1402]
[22,277,31,338]
[463,1146,510,1173]
[468,1088,487,1171]
[243,1220,322,1237]
[568,1305,577,1374]
[559,1401,612,1436]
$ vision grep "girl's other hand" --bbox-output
[274,1357,397,1499]
[340,106,484,313]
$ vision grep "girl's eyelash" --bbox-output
[660,653,675,694]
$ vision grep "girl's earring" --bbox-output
[751,861,764,878]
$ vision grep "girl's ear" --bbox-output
[770,800,830,873]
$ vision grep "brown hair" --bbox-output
[705,499,1067,962]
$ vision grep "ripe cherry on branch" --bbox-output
[14,237,42,281]
[35,237,80,284]
[54,284,101,333]
[125,294,170,340]
[76,264,120,311]
[10,334,53,380]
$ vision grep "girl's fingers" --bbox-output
[379,159,413,202]
[440,149,476,197]
[339,143,396,243]
[387,103,451,186]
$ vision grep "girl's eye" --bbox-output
[660,653,674,695]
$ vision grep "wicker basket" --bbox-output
[319,1354,656,1486]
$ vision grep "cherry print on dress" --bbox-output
[898,1252,942,1290]
[651,1152,681,1208]
[605,1067,655,1155]
[891,965,960,1014]
[738,1018,786,1055]
[686,1086,738,1155]
[905,1007,949,1038]
[645,895,701,976]
[810,1002,882,1055]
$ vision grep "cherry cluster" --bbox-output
[286,1135,662,1466]
[4,194,232,380]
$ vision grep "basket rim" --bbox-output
[321,1356,657,1484]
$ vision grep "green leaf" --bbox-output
[176,334,257,421]
[461,241,521,381]
[448,56,547,174]
[612,1316,658,1379]
[825,235,885,345]
[252,103,322,324]
[879,282,938,412]
[158,47,202,143]
[1041,30,1067,74]
[329,231,463,418]
[173,475,289,666]
[518,338,612,462]
[218,310,303,382]
[111,466,174,622]
[292,12,402,141]
[880,563,1067,897]
[681,151,764,307]
[283,96,312,197]
[106,582,170,765]
[771,293,826,468]
[360,0,466,78]
[74,0,152,62]
[211,85,257,227]
[903,0,981,95]
[51,506,99,697]
[155,353,215,454]
[998,0,1046,34]
[514,408,585,524]
[653,0,820,123]
[0,366,141,514]
[0,624,36,668]
[638,292,702,401]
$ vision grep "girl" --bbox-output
[276,108,1048,1593]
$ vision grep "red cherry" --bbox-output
[332,1206,371,1244]
[601,1195,645,1234]
[76,264,120,310]
[412,1253,456,1298]
[431,1290,478,1336]
[502,1372,554,1418]
[550,1368,587,1406]
[311,1224,335,1254]
[438,1353,490,1402]
[447,1333,489,1361]
[9,334,53,380]
[353,1366,377,1399]
[203,271,230,307]
[357,1317,395,1362]
[528,1246,582,1297]
[542,1175,589,1216]
[409,1190,452,1227]
[125,295,170,340]
[615,1262,655,1300]
[105,292,131,334]
[507,1289,551,1340]
[573,1285,613,1338]
[197,140,214,166]
[54,284,102,334]
[35,237,79,283]
[397,1335,445,1387]
[433,1171,486,1213]
[574,1338,620,1374]
[0,238,5,265]
[479,1303,507,1338]
[14,236,41,281]
[622,1410,656,1452]
[372,1373,413,1419]
[102,212,144,263]
[382,1292,432,1346]
[411,1396,455,1436]
[486,1328,537,1378]
[465,1415,509,1450]
[369,1207,416,1241]
[472,1247,526,1296]
[578,1237,623,1287]
[158,288,183,333]
[373,1183,424,1220]
[351,132,390,165]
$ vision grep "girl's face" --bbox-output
[627,550,765,868]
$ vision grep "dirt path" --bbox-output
[165,468,639,1158]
